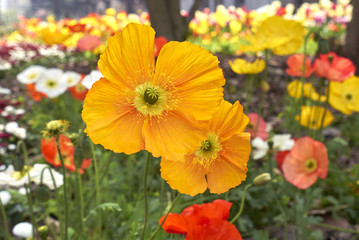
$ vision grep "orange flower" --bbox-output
[160,199,242,240]
[286,54,314,78]
[313,52,356,82]
[67,23,87,33]
[69,75,88,101]
[76,35,102,52]
[41,134,91,174]
[282,136,328,189]
[26,83,47,101]
[161,100,250,196]
[154,36,168,57]
[82,23,225,161]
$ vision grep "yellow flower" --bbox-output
[82,23,225,161]
[228,58,265,74]
[105,8,116,16]
[229,20,242,35]
[287,80,326,102]
[161,100,250,196]
[241,16,304,55]
[40,29,69,45]
[296,105,334,130]
[329,76,359,115]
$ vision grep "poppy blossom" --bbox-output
[247,113,268,140]
[313,52,355,82]
[160,199,242,240]
[286,54,314,78]
[282,136,328,189]
[77,35,102,52]
[41,134,91,174]
[82,23,225,161]
[67,23,87,33]
[154,36,168,57]
[69,75,88,101]
[26,83,47,102]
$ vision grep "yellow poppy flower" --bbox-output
[82,23,225,161]
[287,80,326,102]
[329,76,359,115]
[296,105,334,130]
[228,58,265,74]
[41,28,69,45]
[161,100,250,196]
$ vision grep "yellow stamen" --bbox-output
[305,158,317,173]
[194,133,222,172]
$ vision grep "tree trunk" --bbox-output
[145,0,202,41]
[343,0,359,75]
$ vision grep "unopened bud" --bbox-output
[35,184,50,202]
[81,138,93,159]
[13,155,25,172]
[260,80,270,92]
[69,133,79,145]
[74,147,84,169]
[38,225,49,239]
[253,173,271,186]
[43,120,69,138]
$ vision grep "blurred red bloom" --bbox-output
[41,134,91,174]
[69,75,88,101]
[67,23,87,33]
[282,136,328,189]
[313,52,355,82]
[247,113,268,140]
[286,54,314,78]
[154,36,168,57]
[26,83,47,102]
[77,35,102,52]
[160,199,242,240]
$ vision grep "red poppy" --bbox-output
[76,35,102,52]
[26,83,47,101]
[160,199,242,240]
[246,113,268,140]
[154,36,168,57]
[67,23,87,33]
[286,54,314,78]
[313,52,355,82]
[282,136,328,189]
[276,7,286,16]
[41,134,91,174]
[275,150,290,171]
[69,75,88,101]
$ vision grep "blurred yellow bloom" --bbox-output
[228,58,265,74]
[229,20,242,35]
[105,8,116,16]
[296,105,334,130]
[214,5,230,27]
[329,76,359,115]
[41,29,69,45]
[287,80,326,102]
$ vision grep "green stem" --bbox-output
[230,184,252,224]
[0,195,11,240]
[55,138,68,240]
[319,81,330,131]
[91,143,102,236]
[316,223,359,235]
[75,169,85,234]
[18,141,37,238]
[149,193,181,240]
[141,151,152,240]
[244,74,252,114]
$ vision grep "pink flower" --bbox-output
[247,113,268,140]
[76,35,102,52]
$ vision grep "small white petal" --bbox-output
[0,191,11,205]
[12,222,33,238]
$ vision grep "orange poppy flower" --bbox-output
[82,23,225,161]
[67,23,87,33]
[161,100,250,196]
[26,83,47,101]
[160,199,242,240]
[41,134,91,174]
[313,52,355,82]
[286,54,314,78]
[154,36,168,57]
[282,136,328,189]
[69,75,88,101]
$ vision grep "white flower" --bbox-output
[0,191,11,205]
[12,222,33,238]
[18,187,27,195]
[8,144,16,151]
[0,165,28,188]
[5,122,19,134]
[82,70,103,89]
[35,68,68,98]
[29,164,63,190]
[61,71,81,87]
[0,86,11,94]
[15,108,25,115]
[17,65,46,84]
[14,127,27,140]
[0,60,11,71]
[4,106,15,113]
[0,124,4,131]
[252,137,269,160]
[273,134,294,151]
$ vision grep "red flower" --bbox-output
[247,113,268,140]
[77,35,102,52]
[286,54,314,78]
[67,23,87,33]
[160,199,242,240]
[26,83,47,101]
[275,150,290,171]
[154,36,168,57]
[41,134,91,174]
[313,52,355,82]
[68,75,88,101]
[282,136,328,189]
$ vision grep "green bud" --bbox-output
[74,147,84,169]
[38,225,49,239]
[81,138,93,159]
[253,173,271,186]
[35,184,50,202]
[13,155,25,172]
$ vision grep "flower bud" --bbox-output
[35,184,50,202]
[43,120,69,138]
[81,138,93,159]
[38,225,49,239]
[74,147,84,169]
[13,155,25,172]
[253,173,271,186]
[260,80,270,93]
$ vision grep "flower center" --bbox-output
[45,80,58,89]
[28,73,38,80]
[194,133,222,173]
[134,82,168,117]
[305,158,317,173]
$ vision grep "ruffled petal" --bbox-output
[98,23,155,89]
[82,78,145,154]
[160,213,191,234]
[153,41,225,121]
[161,157,207,196]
